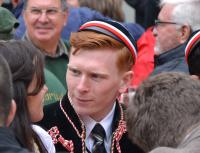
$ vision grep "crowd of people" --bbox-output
[0,0,200,153]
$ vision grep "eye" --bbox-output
[91,73,104,81]
[30,8,41,15]
[69,67,81,76]
[46,9,59,15]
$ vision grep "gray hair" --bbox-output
[23,0,68,11]
[160,0,200,31]
[126,72,200,152]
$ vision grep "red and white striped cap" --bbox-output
[79,20,137,63]
[185,30,200,63]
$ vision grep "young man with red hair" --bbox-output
[40,20,144,153]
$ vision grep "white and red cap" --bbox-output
[185,30,200,63]
[79,20,137,63]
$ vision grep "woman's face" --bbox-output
[27,75,48,122]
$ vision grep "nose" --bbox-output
[38,12,49,23]
[43,84,48,93]
[153,26,158,37]
[77,76,89,93]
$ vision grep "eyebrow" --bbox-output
[29,6,60,9]
[68,65,109,77]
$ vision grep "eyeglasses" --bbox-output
[154,19,181,27]
[25,7,64,18]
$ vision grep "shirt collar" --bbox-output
[81,102,116,141]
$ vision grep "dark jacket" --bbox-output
[151,44,189,76]
[0,127,31,153]
[11,0,24,18]
[125,0,160,29]
[39,94,144,153]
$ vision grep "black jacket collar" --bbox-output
[154,43,186,66]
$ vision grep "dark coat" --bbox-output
[152,44,189,76]
[39,94,144,153]
[125,0,160,29]
[0,127,31,153]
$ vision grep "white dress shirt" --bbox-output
[81,103,116,153]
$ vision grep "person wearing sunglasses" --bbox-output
[151,0,200,76]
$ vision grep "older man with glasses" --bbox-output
[22,0,68,104]
[151,0,200,75]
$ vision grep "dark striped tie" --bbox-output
[91,123,107,153]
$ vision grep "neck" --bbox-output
[92,103,116,122]
[26,32,61,56]
[36,40,59,56]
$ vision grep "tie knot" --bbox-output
[92,123,106,140]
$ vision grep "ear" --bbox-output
[5,100,16,127]
[178,25,191,44]
[191,75,200,80]
[118,71,133,93]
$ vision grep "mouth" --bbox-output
[75,97,93,103]
[35,26,53,31]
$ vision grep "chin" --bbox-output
[31,113,44,123]
[34,33,52,40]
[75,107,91,116]
[37,37,52,42]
